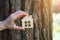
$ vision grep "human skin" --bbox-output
[0,10,28,31]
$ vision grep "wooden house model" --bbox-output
[21,15,33,28]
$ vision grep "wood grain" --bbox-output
[0,0,52,40]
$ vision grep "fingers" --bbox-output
[15,26,25,30]
[17,12,28,18]
[13,10,28,16]
[10,10,29,20]
[12,26,25,30]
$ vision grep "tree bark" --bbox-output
[0,0,52,40]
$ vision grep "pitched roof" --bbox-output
[21,15,33,21]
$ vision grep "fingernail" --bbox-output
[22,28,25,30]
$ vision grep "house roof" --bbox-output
[21,15,33,21]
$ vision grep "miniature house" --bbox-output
[21,15,33,28]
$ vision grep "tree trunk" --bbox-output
[0,0,52,40]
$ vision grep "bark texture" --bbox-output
[0,0,52,40]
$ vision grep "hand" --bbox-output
[3,10,28,30]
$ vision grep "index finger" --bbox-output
[11,11,29,20]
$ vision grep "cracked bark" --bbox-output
[0,0,52,40]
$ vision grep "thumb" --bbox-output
[15,26,25,30]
